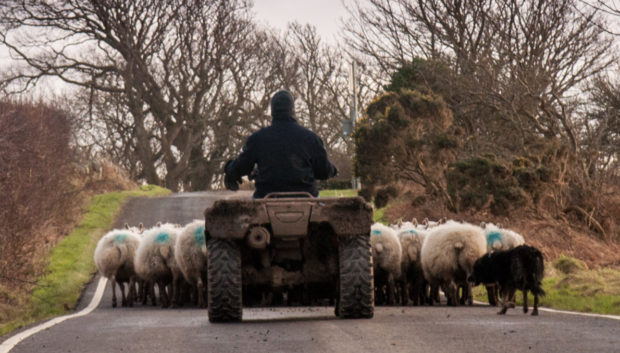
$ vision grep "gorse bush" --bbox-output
[446,156,529,215]
[353,89,459,206]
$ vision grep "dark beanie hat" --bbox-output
[270,90,295,119]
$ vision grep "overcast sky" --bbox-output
[251,0,348,43]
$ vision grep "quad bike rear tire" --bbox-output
[337,234,374,319]
[207,238,242,322]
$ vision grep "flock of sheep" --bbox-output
[94,220,208,308]
[94,216,530,312]
[370,218,526,308]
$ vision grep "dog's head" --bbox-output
[468,253,493,285]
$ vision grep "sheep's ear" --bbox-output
[423,218,429,226]
[480,222,486,229]
[412,218,418,226]
[138,223,144,232]
[497,223,503,228]
[156,221,162,227]
[397,219,403,227]
[124,223,130,230]
[440,217,447,224]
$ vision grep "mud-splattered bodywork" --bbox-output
[204,195,374,306]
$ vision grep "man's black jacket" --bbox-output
[225,110,337,198]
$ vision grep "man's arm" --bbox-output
[225,135,258,189]
[310,135,337,180]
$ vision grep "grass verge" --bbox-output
[473,258,620,315]
[0,185,170,337]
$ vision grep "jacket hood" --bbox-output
[270,90,295,121]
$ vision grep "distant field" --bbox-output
[318,189,358,197]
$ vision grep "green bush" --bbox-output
[446,157,529,215]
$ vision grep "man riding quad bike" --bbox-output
[204,90,374,322]
[224,89,338,197]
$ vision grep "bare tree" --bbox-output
[0,0,274,191]
[344,0,615,159]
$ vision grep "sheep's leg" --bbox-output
[497,289,509,315]
[465,282,473,306]
[448,283,458,306]
[532,293,539,316]
[127,277,136,307]
[523,289,529,314]
[119,282,127,307]
[170,275,179,308]
[196,277,205,308]
[149,281,157,306]
[158,281,170,308]
[401,279,410,306]
[134,281,140,303]
[418,280,428,306]
[387,275,396,305]
[459,283,472,305]
[111,275,117,308]
[139,280,147,305]
[428,283,439,305]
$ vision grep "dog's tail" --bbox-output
[531,249,546,297]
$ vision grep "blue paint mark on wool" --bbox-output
[155,232,170,243]
[372,229,382,235]
[486,231,502,246]
[408,229,418,235]
[114,233,128,243]
[194,226,206,245]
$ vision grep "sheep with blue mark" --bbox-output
[480,222,526,306]
[482,222,525,252]
[134,223,182,308]
[395,224,428,305]
[420,221,487,306]
[174,220,208,308]
[94,227,141,307]
[370,222,402,305]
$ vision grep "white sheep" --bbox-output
[420,222,487,306]
[482,222,525,252]
[134,223,182,308]
[396,224,428,305]
[174,220,208,308]
[94,228,141,307]
[370,222,402,305]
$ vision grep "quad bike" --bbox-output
[204,192,374,322]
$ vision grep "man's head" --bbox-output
[270,90,295,119]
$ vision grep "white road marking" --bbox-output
[0,277,108,353]
[473,300,620,321]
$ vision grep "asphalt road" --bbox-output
[5,191,620,353]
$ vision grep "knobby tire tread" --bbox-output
[207,238,242,322]
[338,234,374,319]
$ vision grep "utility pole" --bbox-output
[343,60,361,190]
